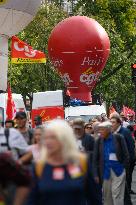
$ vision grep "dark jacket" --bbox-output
[92,133,129,184]
[118,126,135,162]
[82,133,94,153]
[0,153,31,187]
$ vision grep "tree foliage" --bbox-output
[9,0,136,109]
[9,3,67,99]
[73,0,136,109]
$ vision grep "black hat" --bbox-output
[15,112,27,119]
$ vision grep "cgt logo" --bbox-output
[0,0,7,4]
[14,41,36,58]
[80,68,99,86]
[61,73,73,86]
[40,110,50,121]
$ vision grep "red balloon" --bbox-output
[48,16,110,101]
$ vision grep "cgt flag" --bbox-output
[11,36,46,64]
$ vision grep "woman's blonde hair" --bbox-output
[39,119,80,164]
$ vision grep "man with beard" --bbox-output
[15,112,33,145]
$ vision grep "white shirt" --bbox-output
[27,144,40,162]
[0,127,28,160]
[77,139,85,152]
[122,121,129,128]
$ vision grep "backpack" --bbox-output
[1,129,20,159]
[27,129,34,145]
[1,129,11,151]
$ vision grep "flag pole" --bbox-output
[10,60,12,88]
[10,36,12,88]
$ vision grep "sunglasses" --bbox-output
[85,126,92,129]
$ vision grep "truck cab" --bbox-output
[31,90,106,126]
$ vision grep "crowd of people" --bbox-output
[0,111,136,205]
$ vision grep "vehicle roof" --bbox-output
[65,104,106,117]
[32,90,63,108]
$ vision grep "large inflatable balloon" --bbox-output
[0,0,41,91]
[48,16,110,101]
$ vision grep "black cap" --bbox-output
[15,112,27,119]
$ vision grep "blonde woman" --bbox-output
[26,120,102,205]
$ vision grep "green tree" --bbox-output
[73,0,136,109]
[9,3,67,100]
[9,0,136,110]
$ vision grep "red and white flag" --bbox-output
[122,105,135,117]
[6,84,16,120]
[11,36,46,64]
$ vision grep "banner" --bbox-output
[122,105,135,117]
[11,36,46,64]
[31,106,65,128]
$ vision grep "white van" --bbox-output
[31,91,64,127]
[0,93,25,123]
[32,90,107,125]
[65,104,107,122]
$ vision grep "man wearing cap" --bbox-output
[93,121,129,205]
[0,118,28,160]
[15,112,33,145]
[72,118,94,154]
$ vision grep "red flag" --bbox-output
[31,106,64,128]
[122,106,128,117]
[128,107,135,116]
[11,36,46,64]
[6,84,16,120]
[109,106,116,116]
[122,106,135,117]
